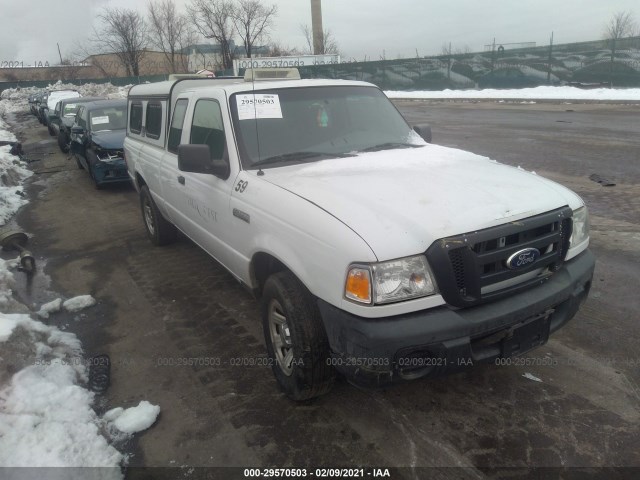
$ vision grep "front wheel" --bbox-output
[139,185,177,246]
[261,271,335,401]
[58,130,69,153]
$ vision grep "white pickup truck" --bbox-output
[124,70,594,401]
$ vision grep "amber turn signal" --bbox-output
[345,267,372,304]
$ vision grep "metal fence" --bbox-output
[3,37,640,93]
[299,36,640,90]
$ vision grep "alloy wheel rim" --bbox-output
[144,200,155,236]
[268,299,294,376]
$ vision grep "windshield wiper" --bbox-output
[251,151,354,168]
[359,142,424,153]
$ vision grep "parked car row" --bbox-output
[28,89,129,189]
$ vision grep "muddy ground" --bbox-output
[4,100,640,479]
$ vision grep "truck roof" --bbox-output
[128,77,376,100]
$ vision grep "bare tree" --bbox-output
[301,24,339,55]
[268,42,303,57]
[93,8,149,76]
[188,0,236,70]
[231,0,277,58]
[148,0,193,73]
[604,11,636,60]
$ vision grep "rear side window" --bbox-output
[168,99,188,154]
[130,103,143,134]
[190,99,226,161]
[146,102,163,139]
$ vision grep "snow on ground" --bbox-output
[0,113,156,471]
[385,86,640,101]
[0,117,32,226]
[0,80,131,116]
[0,315,124,470]
[0,255,159,471]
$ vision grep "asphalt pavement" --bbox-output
[5,100,640,478]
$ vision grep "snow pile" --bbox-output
[0,268,157,471]
[0,144,32,226]
[104,401,161,434]
[0,118,32,226]
[63,294,97,312]
[0,298,159,471]
[385,86,640,101]
[0,81,131,116]
[0,313,123,470]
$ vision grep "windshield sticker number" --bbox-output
[237,94,283,120]
[91,116,109,125]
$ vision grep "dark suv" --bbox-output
[50,97,105,152]
[70,99,129,189]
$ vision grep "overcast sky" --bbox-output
[1,0,639,64]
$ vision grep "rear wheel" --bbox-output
[140,185,177,246]
[261,271,335,401]
[48,124,56,136]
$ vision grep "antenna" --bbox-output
[248,69,264,176]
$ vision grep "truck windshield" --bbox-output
[230,85,425,169]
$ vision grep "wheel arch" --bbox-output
[250,251,309,298]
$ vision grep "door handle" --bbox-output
[178,175,185,185]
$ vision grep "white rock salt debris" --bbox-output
[63,295,97,312]
[37,297,63,319]
[109,401,161,434]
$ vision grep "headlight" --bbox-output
[570,206,589,248]
[345,255,437,305]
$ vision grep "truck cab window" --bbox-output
[146,102,163,139]
[190,99,226,161]
[130,103,143,134]
[168,99,189,154]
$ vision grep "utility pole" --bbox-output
[57,43,64,65]
[490,38,496,72]
[547,31,554,84]
[310,0,324,55]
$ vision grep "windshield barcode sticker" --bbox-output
[91,116,110,125]
[237,94,283,120]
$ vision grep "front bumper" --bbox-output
[92,158,130,185]
[318,250,595,387]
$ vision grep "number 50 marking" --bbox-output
[235,180,248,193]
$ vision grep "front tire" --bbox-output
[58,130,69,153]
[140,185,177,246]
[262,271,335,401]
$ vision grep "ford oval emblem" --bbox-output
[506,248,540,270]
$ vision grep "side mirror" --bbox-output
[413,124,432,143]
[71,126,85,135]
[178,144,230,178]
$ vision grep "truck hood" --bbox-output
[260,144,583,260]
[91,130,125,150]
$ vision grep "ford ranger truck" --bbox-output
[124,70,594,401]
